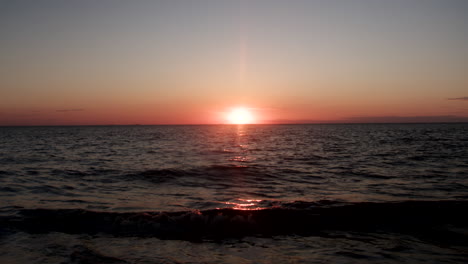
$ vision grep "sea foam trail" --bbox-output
[1,201,467,242]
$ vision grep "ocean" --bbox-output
[1,123,467,263]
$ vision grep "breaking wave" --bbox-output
[2,200,467,242]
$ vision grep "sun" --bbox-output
[227,107,254,124]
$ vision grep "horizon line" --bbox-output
[1,121,468,127]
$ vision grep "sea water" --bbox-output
[1,124,467,263]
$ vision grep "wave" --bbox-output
[1,201,468,242]
[122,165,277,185]
[70,245,128,264]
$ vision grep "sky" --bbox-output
[0,0,467,125]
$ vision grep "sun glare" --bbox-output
[227,107,254,124]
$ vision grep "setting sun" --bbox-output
[227,107,255,124]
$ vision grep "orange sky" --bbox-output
[1,1,467,125]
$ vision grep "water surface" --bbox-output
[1,124,467,263]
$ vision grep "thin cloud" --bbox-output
[265,115,468,124]
[448,97,468,101]
[56,109,85,112]
[342,115,468,123]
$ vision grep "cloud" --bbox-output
[265,115,468,124]
[341,115,468,123]
[448,97,468,101]
[56,109,85,112]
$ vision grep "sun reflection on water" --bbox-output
[223,198,265,210]
[225,125,254,166]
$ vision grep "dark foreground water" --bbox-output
[1,124,468,263]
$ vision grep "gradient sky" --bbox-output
[1,0,467,125]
